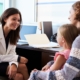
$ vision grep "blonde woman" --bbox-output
[28,1,80,80]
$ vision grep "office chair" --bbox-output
[40,21,53,41]
[50,33,57,42]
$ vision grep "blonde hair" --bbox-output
[59,24,79,48]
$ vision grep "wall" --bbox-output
[10,0,36,24]
[9,0,62,34]
[16,0,35,24]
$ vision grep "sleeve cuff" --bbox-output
[9,61,18,67]
[17,56,21,62]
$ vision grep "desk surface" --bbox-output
[17,44,62,53]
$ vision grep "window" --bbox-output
[36,0,77,23]
[0,0,4,16]
[0,3,3,15]
[0,0,9,16]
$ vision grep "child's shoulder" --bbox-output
[55,49,70,59]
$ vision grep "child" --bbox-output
[28,24,79,80]
[42,23,79,71]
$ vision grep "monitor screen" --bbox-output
[41,21,53,41]
[20,24,37,40]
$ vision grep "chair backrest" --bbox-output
[41,21,53,41]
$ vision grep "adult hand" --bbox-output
[41,64,50,71]
[20,56,28,64]
[8,64,17,79]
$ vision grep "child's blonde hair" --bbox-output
[59,24,79,48]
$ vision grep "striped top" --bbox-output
[28,35,80,80]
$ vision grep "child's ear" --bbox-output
[62,36,65,43]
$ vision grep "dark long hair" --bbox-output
[0,7,22,45]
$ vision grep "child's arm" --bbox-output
[41,60,54,71]
[49,55,66,71]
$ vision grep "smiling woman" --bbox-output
[0,8,29,80]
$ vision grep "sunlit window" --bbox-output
[37,0,77,23]
[0,0,9,16]
[0,0,4,16]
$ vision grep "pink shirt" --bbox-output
[46,49,71,72]
[54,49,71,61]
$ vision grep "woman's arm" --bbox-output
[0,54,18,62]
[41,60,54,71]
[8,45,28,67]
[0,45,18,62]
[8,45,18,67]
[49,55,66,71]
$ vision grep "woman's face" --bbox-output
[68,7,77,25]
[4,13,20,30]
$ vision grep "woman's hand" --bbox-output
[41,64,50,71]
[20,56,28,64]
[8,64,17,79]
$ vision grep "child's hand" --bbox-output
[32,69,38,72]
[41,65,50,71]
[20,57,28,64]
[30,68,38,75]
[28,69,39,80]
[30,68,38,73]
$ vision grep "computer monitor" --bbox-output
[20,24,37,41]
[41,21,53,41]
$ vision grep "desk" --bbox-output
[16,44,61,73]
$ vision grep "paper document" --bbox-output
[29,42,60,48]
[24,34,60,48]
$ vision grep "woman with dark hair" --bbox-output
[0,8,29,80]
[28,1,80,80]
